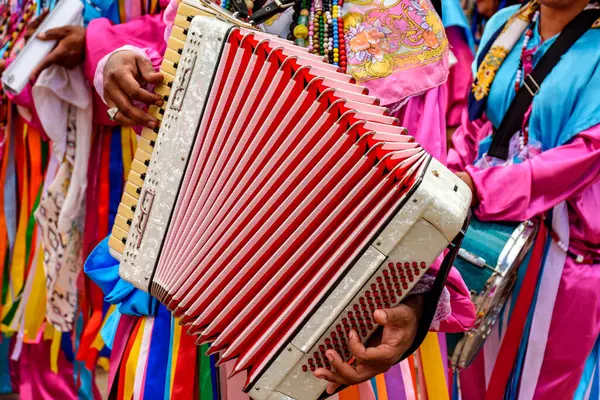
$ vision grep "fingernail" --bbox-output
[148,121,157,129]
[327,387,335,394]
[349,330,356,340]
[38,32,46,39]
[155,99,164,106]
[375,310,387,324]
[326,351,333,362]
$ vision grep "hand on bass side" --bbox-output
[314,294,424,394]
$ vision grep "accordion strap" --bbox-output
[249,0,294,24]
[399,213,470,361]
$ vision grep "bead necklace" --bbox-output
[292,0,346,71]
[2,1,34,58]
[514,9,540,93]
[514,9,539,151]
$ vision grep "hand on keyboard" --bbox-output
[102,50,164,128]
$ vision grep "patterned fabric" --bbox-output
[250,0,450,105]
[410,274,451,330]
[468,0,536,116]
[342,0,449,105]
[34,109,85,332]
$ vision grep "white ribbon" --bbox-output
[518,202,569,400]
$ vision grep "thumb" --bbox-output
[373,305,412,327]
[136,56,163,85]
[38,26,68,41]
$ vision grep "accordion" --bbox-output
[109,3,471,399]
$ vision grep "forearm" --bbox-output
[467,126,600,221]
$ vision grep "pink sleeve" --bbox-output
[426,256,476,333]
[83,13,167,125]
[3,58,44,130]
[447,111,493,172]
[466,124,600,221]
[444,27,475,128]
[163,0,179,43]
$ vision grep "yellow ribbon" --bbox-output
[91,304,116,351]
[23,242,47,341]
[50,328,62,374]
[121,128,133,179]
[419,333,449,400]
[124,317,146,400]
[169,318,183,396]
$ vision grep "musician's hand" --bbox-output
[455,171,477,206]
[102,50,164,128]
[24,8,49,41]
[31,25,86,78]
[314,295,424,394]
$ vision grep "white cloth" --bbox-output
[32,64,92,234]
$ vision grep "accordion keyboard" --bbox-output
[108,1,208,259]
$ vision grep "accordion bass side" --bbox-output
[114,11,471,400]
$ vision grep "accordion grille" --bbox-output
[108,2,209,257]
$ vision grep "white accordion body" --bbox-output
[115,11,471,400]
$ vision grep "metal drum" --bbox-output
[449,217,539,369]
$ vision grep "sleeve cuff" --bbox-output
[93,45,160,105]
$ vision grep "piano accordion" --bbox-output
[110,4,471,400]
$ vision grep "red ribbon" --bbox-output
[484,223,548,400]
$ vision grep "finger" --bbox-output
[31,48,64,79]
[25,9,49,39]
[347,329,395,364]
[136,56,164,85]
[105,95,138,126]
[314,368,347,394]
[106,83,158,128]
[325,350,362,383]
[327,382,341,395]
[374,305,412,326]
[118,72,163,106]
[37,26,68,40]
[347,330,368,362]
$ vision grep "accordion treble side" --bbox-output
[115,12,471,400]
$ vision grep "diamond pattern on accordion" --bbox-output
[301,260,427,372]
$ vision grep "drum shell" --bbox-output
[449,217,539,369]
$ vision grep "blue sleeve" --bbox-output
[84,236,159,317]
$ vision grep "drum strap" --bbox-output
[484,222,548,400]
[488,8,600,159]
